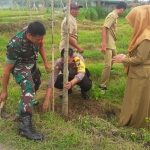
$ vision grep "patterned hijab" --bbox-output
[126,5,150,52]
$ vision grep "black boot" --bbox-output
[81,90,89,100]
[19,113,44,140]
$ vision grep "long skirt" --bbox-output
[120,76,150,129]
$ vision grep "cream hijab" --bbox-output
[126,5,150,52]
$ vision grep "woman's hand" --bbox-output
[112,54,127,63]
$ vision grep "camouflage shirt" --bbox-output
[6,27,40,65]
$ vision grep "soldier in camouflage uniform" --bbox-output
[0,21,50,140]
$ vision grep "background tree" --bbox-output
[97,0,101,6]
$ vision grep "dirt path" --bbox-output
[0,143,13,150]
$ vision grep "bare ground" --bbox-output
[35,84,121,122]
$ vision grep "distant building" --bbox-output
[91,0,135,11]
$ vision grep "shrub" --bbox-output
[120,9,130,18]
[77,8,86,20]
[94,7,109,19]
[85,7,98,21]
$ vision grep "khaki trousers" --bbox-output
[100,48,117,87]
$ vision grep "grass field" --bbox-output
[0,9,150,150]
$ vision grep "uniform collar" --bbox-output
[113,10,119,18]
[22,29,28,41]
[69,14,76,20]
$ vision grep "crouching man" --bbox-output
[43,48,92,111]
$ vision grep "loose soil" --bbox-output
[1,84,120,122]
[0,144,13,150]
[35,83,121,122]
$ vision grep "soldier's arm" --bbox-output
[0,62,14,102]
[42,88,52,111]
[39,45,50,73]
[43,60,61,111]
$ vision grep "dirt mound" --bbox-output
[56,99,120,121]
[35,88,121,122]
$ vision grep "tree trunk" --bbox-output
[97,0,101,6]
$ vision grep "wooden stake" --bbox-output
[51,0,55,112]
[62,0,70,117]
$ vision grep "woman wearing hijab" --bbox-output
[112,5,150,129]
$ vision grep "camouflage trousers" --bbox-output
[12,64,41,115]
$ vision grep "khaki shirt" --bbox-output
[59,14,78,52]
[122,40,150,78]
[104,10,118,50]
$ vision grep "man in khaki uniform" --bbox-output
[100,2,127,93]
[59,2,84,53]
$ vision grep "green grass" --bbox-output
[0,9,150,150]
[0,9,47,22]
